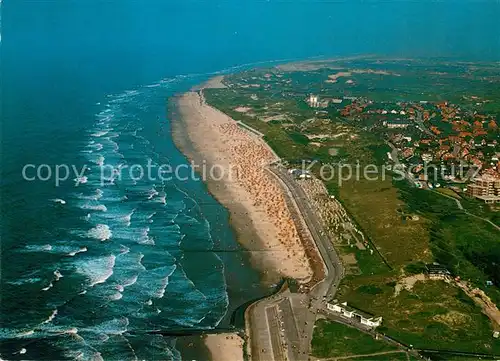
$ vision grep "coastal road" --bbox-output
[267,165,345,360]
[268,165,345,297]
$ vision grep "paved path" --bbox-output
[268,165,346,360]
[431,190,500,231]
[317,350,407,361]
[244,163,346,361]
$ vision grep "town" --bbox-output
[317,93,500,203]
[203,57,500,360]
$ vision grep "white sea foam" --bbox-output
[153,276,169,299]
[74,176,88,184]
[7,277,42,286]
[65,328,78,334]
[118,209,135,226]
[121,274,138,288]
[50,198,66,205]
[88,317,129,335]
[23,244,87,257]
[24,244,52,252]
[87,224,112,241]
[140,265,177,299]
[119,245,130,254]
[91,130,109,137]
[91,155,105,166]
[87,142,103,151]
[147,188,159,200]
[53,270,63,281]
[108,292,123,301]
[137,254,146,271]
[17,330,35,337]
[42,283,53,291]
[76,255,116,287]
[154,194,166,205]
[68,247,88,256]
[76,189,103,201]
[42,309,58,324]
[80,203,107,212]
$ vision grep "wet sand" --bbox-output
[205,333,244,361]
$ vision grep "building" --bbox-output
[383,119,411,129]
[288,168,312,179]
[308,94,319,108]
[326,301,382,327]
[427,263,451,280]
[466,175,500,204]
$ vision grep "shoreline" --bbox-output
[171,75,320,361]
[171,77,313,283]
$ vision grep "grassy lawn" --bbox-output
[338,279,500,353]
[435,188,462,200]
[311,320,397,358]
[331,175,432,269]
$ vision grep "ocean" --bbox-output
[0,66,281,359]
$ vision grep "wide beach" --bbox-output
[172,75,315,360]
[173,76,313,282]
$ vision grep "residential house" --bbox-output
[466,174,500,204]
[326,301,383,327]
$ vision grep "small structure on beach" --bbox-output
[326,300,382,327]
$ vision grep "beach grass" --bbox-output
[311,319,397,358]
[350,353,409,361]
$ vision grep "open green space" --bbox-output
[351,353,409,361]
[311,320,397,358]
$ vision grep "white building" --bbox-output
[308,94,319,108]
[326,301,382,328]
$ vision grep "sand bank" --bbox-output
[205,333,244,361]
[173,82,312,282]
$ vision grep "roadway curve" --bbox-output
[267,164,345,360]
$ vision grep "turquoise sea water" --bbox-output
[1,1,498,359]
[1,69,276,359]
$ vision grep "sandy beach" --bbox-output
[173,78,313,283]
[205,333,245,361]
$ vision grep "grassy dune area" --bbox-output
[311,320,398,358]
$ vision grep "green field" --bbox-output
[351,354,409,361]
[311,320,398,358]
